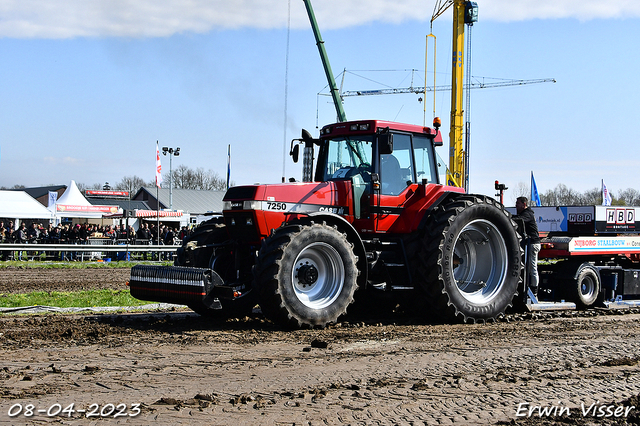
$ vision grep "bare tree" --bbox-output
[76,182,106,192]
[580,187,601,205]
[618,188,640,206]
[164,166,231,191]
[540,184,583,206]
[115,175,147,194]
[509,181,529,204]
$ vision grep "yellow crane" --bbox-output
[431,0,477,189]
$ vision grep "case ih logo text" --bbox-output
[606,209,635,225]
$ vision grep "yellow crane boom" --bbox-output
[432,0,477,189]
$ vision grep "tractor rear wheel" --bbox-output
[175,217,225,267]
[254,222,358,328]
[416,195,522,323]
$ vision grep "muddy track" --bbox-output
[0,267,639,425]
[0,267,130,293]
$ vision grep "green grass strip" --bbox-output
[0,289,151,308]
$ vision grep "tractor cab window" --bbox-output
[380,133,413,195]
[413,135,438,185]
[322,136,373,182]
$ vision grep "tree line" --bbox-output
[99,166,232,194]
[511,183,640,206]
[1,166,233,194]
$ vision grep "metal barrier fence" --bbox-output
[0,242,178,262]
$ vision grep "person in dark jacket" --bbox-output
[515,196,541,297]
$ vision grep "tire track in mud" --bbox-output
[0,267,130,293]
[1,267,640,425]
[1,311,639,425]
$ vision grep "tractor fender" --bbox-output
[416,189,462,231]
[286,211,368,287]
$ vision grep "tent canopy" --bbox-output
[55,180,119,218]
[0,191,54,220]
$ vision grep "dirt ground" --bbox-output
[1,267,640,425]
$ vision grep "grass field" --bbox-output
[0,261,170,308]
[0,289,149,308]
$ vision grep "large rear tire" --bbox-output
[175,217,226,267]
[254,222,358,328]
[416,195,522,323]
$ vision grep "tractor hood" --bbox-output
[223,181,353,216]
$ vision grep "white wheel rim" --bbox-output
[452,219,508,304]
[292,242,344,309]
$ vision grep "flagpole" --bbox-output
[156,185,160,246]
[227,144,231,191]
[156,141,162,246]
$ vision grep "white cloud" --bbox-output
[482,0,640,22]
[0,0,638,39]
[43,156,83,165]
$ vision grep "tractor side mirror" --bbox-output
[378,133,394,155]
[290,143,300,163]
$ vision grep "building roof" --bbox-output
[135,187,226,215]
[11,185,66,200]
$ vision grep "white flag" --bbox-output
[602,179,612,206]
[155,141,162,188]
[47,191,58,212]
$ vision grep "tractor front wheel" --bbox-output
[254,222,358,328]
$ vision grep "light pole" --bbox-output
[162,146,180,210]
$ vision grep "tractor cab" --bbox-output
[316,120,442,187]
[292,120,446,229]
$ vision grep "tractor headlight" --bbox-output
[223,200,262,210]
[243,201,261,210]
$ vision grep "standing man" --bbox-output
[515,196,541,297]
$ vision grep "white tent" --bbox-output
[0,190,54,220]
[55,180,121,218]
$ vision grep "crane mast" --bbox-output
[302,0,347,123]
[430,0,476,189]
[449,0,466,188]
[303,0,480,190]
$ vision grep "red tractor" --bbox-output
[130,119,522,327]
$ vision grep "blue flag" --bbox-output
[531,171,541,206]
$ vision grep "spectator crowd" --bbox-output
[0,221,192,249]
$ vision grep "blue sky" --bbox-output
[1,0,639,204]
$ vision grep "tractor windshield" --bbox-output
[321,136,373,181]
